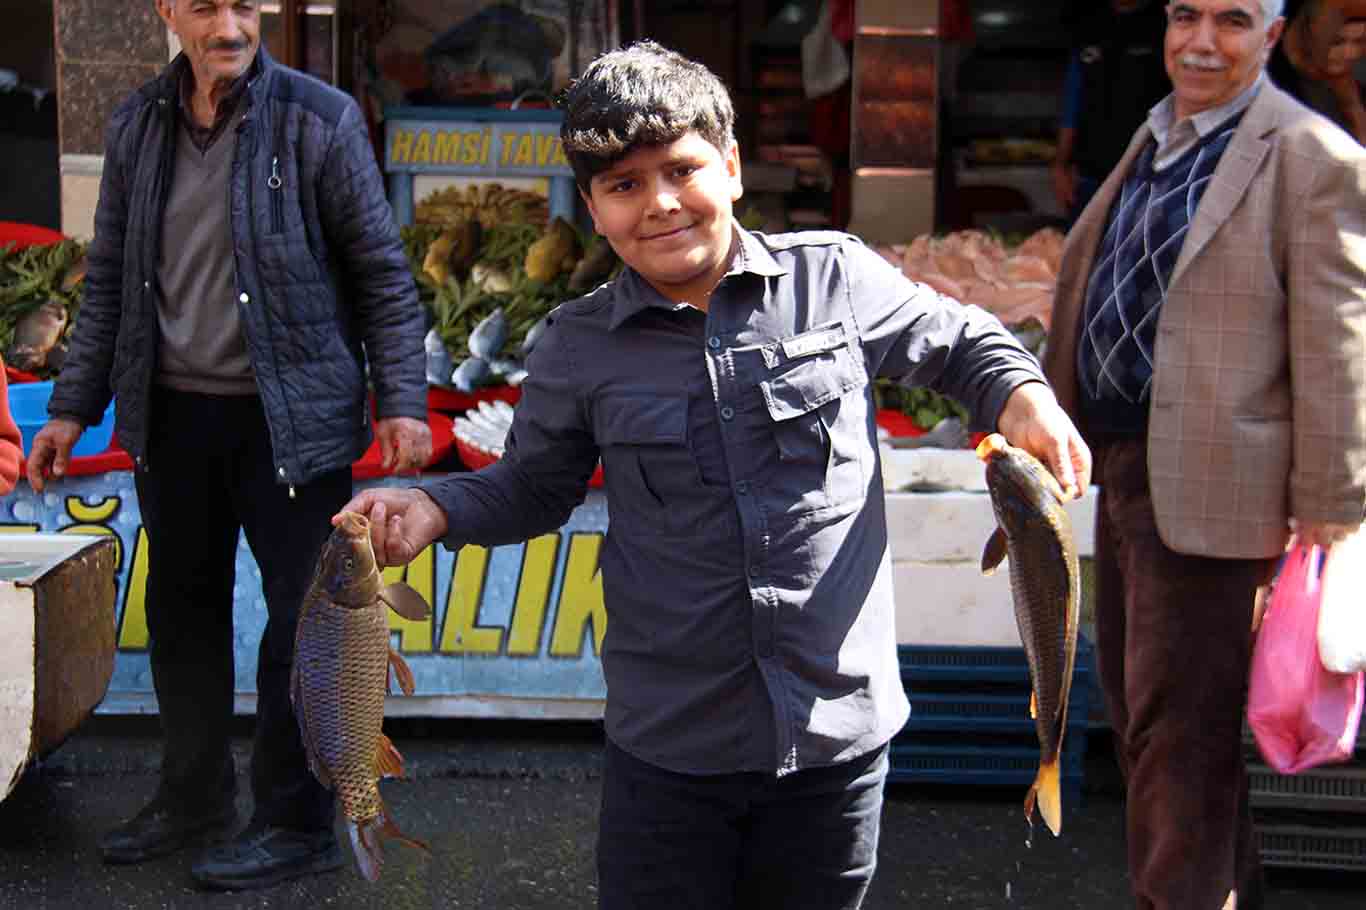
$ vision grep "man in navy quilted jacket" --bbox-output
[25,0,430,890]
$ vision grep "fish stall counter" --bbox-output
[880,446,1098,648]
[1,533,118,800]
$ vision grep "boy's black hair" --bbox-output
[558,40,736,192]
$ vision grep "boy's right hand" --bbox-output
[26,418,83,492]
[335,487,449,567]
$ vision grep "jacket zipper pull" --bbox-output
[288,484,296,500]
[268,156,282,190]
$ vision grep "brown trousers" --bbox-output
[1092,438,1278,910]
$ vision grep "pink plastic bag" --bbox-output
[1247,540,1365,774]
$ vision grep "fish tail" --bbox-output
[1024,758,1063,837]
[349,799,431,881]
[348,819,382,883]
[374,798,431,855]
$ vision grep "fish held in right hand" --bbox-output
[976,433,1081,837]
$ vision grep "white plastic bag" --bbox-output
[1318,527,1366,674]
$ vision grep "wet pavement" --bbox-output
[0,716,1360,909]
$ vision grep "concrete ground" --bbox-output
[0,716,1360,909]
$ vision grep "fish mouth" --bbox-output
[975,432,1008,461]
[335,510,371,537]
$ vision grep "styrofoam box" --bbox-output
[883,445,1098,646]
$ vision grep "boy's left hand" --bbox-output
[996,381,1091,499]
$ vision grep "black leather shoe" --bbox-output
[99,798,239,865]
[191,823,343,891]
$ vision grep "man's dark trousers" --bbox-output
[1092,438,1277,910]
[134,387,350,832]
[596,739,888,910]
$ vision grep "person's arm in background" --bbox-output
[1053,52,1084,210]
[0,358,20,494]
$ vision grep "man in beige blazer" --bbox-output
[1043,0,1366,907]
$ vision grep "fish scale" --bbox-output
[1003,499,1077,764]
[295,599,390,824]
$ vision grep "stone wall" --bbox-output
[54,0,168,238]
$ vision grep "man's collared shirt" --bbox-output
[1147,74,1264,171]
[423,228,1044,777]
[178,67,251,153]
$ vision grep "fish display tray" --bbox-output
[1248,763,1366,814]
[1257,821,1366,871]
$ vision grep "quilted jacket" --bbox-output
[50,49,426,488]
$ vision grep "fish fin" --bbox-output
[350,819,383,882]
[1025,758,1063,837]
[375,733,406,779]
[388,648,417,696]
[1029,690,1038,720]
[981,527,1009,574]
[376,800,431,854]
[380,582,431,621]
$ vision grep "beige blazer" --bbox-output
[1044,81,1366,559]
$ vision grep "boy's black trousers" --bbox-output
[597,738,888,910]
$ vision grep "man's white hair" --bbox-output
[1263,0,1286,21]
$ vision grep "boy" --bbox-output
[340,41,1089,910]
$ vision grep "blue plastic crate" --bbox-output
[886,743,1086,807]
[8,380,115,458]
[889,638,1095,801]
[903,691,1090,735]
[898,636,1095,686]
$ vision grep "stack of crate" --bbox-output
[888,637,1095,809]
[1247,725,1366,870]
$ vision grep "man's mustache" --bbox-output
[208,39,249,53]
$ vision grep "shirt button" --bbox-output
[708,336,721,350]
[720,406,734,421]
[748,565,760,579]
[239,292,250,304]
[143,280,150,290]
[735,481,749,495]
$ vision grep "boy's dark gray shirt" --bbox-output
[422,228,1045,776]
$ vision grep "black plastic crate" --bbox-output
[1248,763,1366,814]
[1257,821,1366,870]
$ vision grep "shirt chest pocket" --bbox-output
[596,393,724,536]
[756,338,871,513]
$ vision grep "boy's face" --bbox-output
[582,131,743,306]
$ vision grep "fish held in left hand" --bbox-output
[291,511,433,881]
[976,433,1081,837]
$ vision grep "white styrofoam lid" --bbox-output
[0,534,109,585]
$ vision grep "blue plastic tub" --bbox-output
[7,380,116,458]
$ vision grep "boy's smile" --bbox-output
[583,132,743,308]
